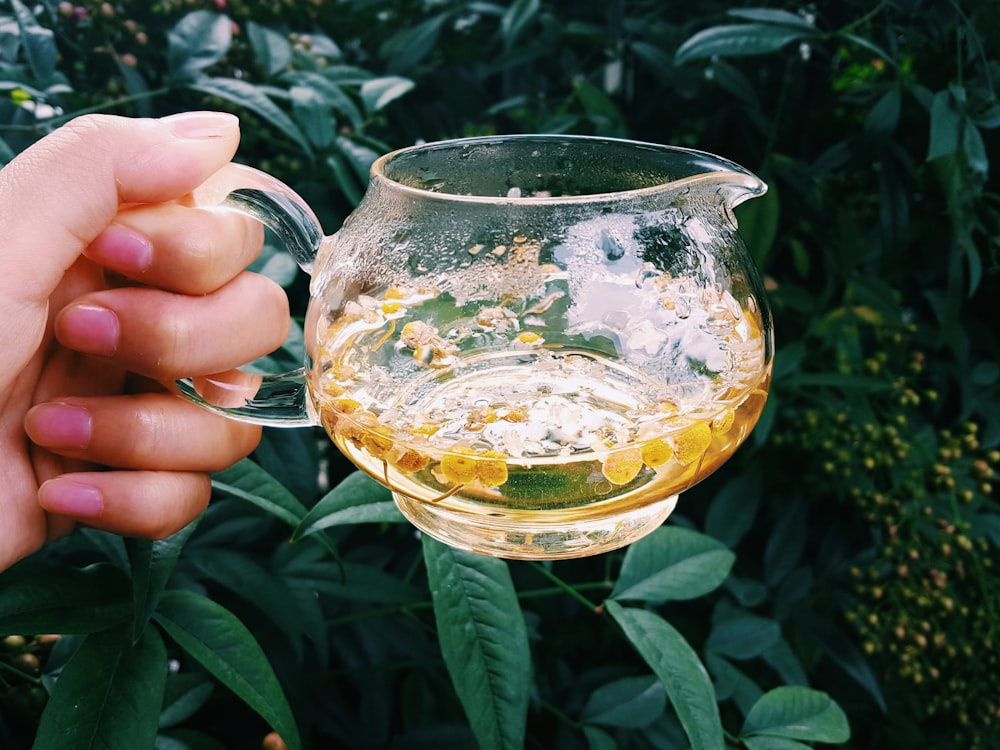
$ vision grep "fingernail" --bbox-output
[25,403,92,449]
[89,224,153,272]
[56,304,120,357]
[39,478,104,517]
[161,111,239,140]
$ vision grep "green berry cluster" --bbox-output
[0,634,60,740]
[52,1,153,93]
[45,1,329,104]
[774,320,999,746]
[150,0,325,25]
[845,428,998,748]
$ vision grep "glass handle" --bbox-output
[175,187,323,427]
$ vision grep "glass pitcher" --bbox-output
[181,135,773,560]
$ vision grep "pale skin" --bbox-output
[0,111,291,572]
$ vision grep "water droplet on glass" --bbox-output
[599,229,625,261]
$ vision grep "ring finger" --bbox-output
[24,393,262,471]
[86,201,266,295]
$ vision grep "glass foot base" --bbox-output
[393,492,679,560]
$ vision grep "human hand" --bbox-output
[0,112,291,572]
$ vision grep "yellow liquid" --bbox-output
[311,281,770,515]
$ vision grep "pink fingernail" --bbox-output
[57,304,120,357]
[39,479,104,517]
[25,403,92,449]
[89,225,153,272]
[161,111,238,140]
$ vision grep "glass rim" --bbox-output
[368,133,765,206]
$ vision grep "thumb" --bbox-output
[0,111,241,310]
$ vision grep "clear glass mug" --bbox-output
[180,135,773,560]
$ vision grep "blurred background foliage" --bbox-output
[1,0,999,748]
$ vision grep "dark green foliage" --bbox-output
[2,1,998,748]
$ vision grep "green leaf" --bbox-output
[501,0,541,50]
[167,10,232,83]
[327,151,365,206]
[212,458,308,528]
[704,474,761,549]
[154,590,301,750]
[11,0,56,85]
[247,21,292,78]
[865,87,901,134]
[250,424,318,500]
[927,88,963,161]
[760,638,809,687]
[249,241,301,288]
[290,84,334,149]
[978,511,1000,549]
[155,729,227,750]
[159,673,215,729]
[706,610,781,660]
[187,77,312,156]
[128,521,199,642]
[705,653,763,716]
[582,725,618,750]
[183,548,313,648]
[283,70,364,130]
[808,619,886,712]
[727,8,817,30]
[114,53,153,117]
[630,40,676,79]
[581,675,666,729]
[707,59,762,109]
[381,13,449,72]
[744,737,812,750]
[32,625,167,750]
[724,576,769,607]
[313,64,374,86]
[573,78,625,132]
[0,133,15,166]
[0,564,130,634]
[839,32,893,63]
[0,17,20,63]
[286,560,422,604]
[294,470,402,540]
[741,687,850,743]
[335,133,380,182]
[676,24,809,65]
[606,602,723,750]
[78,528,130,570]
[963,117,989,175]
[763,501,807,586]
[611,526,734,604]
[360,75,414,115]
[734,168,779,268]
[422,537,531,750]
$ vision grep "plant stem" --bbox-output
[516,582,610,600]
[0,659,41,685]
[838,0,890,34]
[536,696,582,730]
[324,581,611,629]
[45,86,172,128]
[527,561,605,611]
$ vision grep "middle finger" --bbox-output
[54,270,290,380]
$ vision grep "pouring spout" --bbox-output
[666,148,767,209]
[719,171,767,210]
